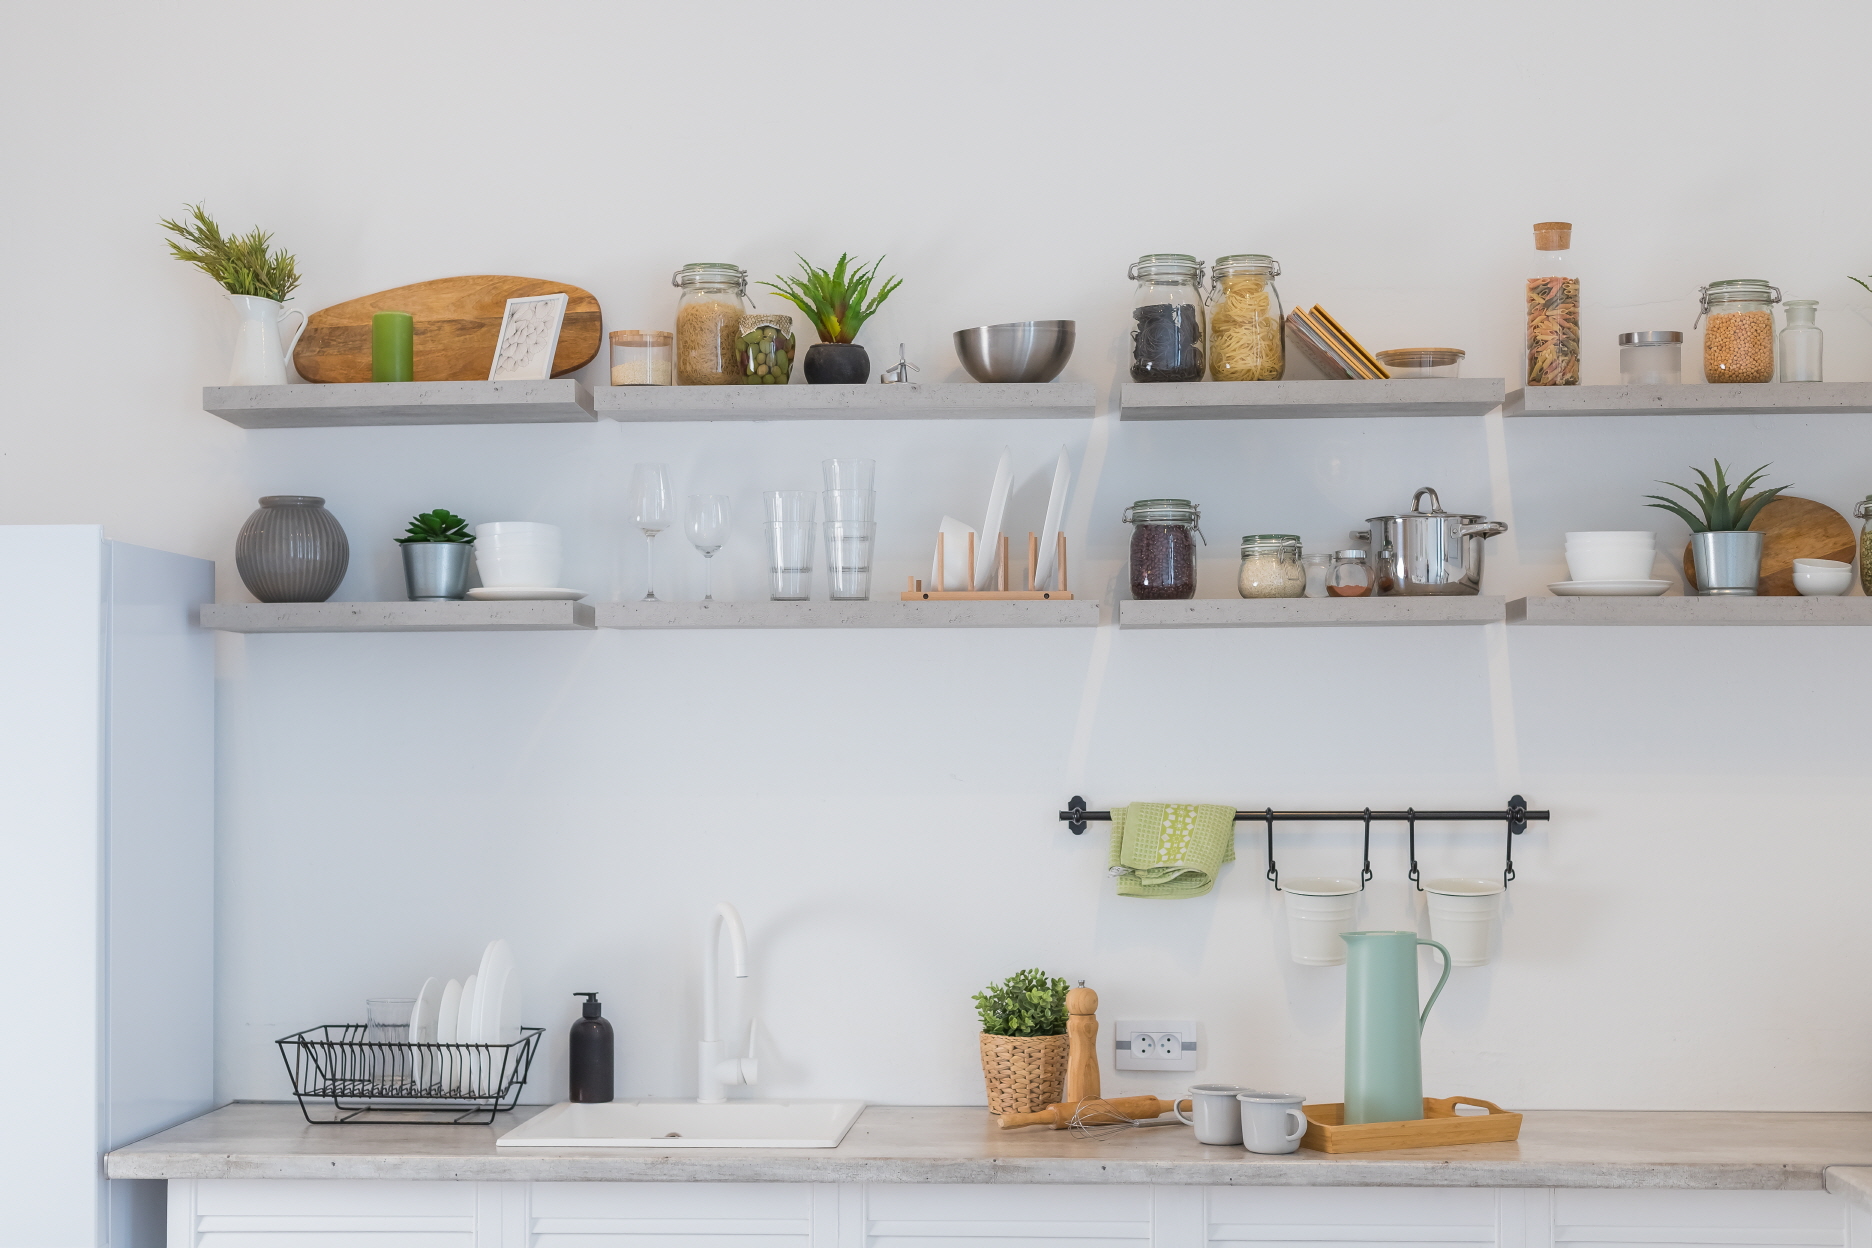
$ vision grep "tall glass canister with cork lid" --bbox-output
[1128,255,1206,382]
[1697,279,1779,382]
[1526,222,1579,386]
[672,262,749,385]
[1207,255,1284,381]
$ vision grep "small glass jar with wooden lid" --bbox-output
[610,330,672,386]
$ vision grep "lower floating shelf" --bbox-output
[1508,596,1872,625]
[1119,597,1505,628]
[596,600,1099,629]
[201,602,596,632]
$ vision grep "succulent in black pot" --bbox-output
[760,253,901,385]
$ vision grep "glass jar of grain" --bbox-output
[610,330,672,386]
[1128,255,1206,382]
[1697,279,1780,383]
[1207,255,1284,381]
[1122,499,1203,599]
[671,262,749,385]
[1237,535,1304,598]
[1855,496,1872,596]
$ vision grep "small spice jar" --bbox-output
[1328,549,1371,597]
[1207,255,1284,381]
[610,330,673,386]
[739,314,795,385]
[1697,279,1780,383]
[1237,535,1304,599]
[1128,255,1206,382]
[672,262,749,385]
[1122,499,1203,599]
[1617,331,1682,385]
[1375,348,1465,379]
[1302,552,1333,598]
[1780,300,1822,382]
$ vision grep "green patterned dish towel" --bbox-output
[1108,803,1237,898]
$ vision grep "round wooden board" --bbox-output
[292,275,601,383]
[1679,495,1854,595]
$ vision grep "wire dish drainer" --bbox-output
[277,1025,544,1124]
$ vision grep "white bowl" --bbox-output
[1567,551,1657,582]
[1793,561,1853,596]
[1565,531,1655,543]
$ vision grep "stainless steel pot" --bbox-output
[1354,487,1507,597]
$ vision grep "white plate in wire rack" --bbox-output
[465,587,588,601]
[1548,579,1672,597]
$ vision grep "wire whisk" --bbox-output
[1067,1097,1187,1140]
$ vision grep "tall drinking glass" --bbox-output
[824,521,875,600]
[766,522,815,600]
[629,463,673,600]
[684,495,731,601]
[822,459,876,492]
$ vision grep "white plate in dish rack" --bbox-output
[465,587,587,601]
[1548,579,1671,597]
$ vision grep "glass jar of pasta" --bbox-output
[1127,254,1206,382]
[1697,279,1780,383]
[671,262,749,385]
[1207,255,1284,381]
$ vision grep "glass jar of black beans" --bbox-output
[1122,499,1205,599]
[1128,254,1206,382]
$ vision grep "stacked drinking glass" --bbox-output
[763,490,816,601]
[821,458,876,601]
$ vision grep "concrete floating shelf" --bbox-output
[201,601,596,632]
[1508,596,1872,625]
[596,600,1099,628]
[1504,382,1872,418]
[1120,379,1504,420]
[595,382,1095,421]
[1119,597,1505,628]
[203,380,597,428]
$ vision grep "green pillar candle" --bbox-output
[371,311,414,382]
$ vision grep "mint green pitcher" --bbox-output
[1341,931,1452,1125]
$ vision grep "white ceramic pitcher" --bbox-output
[227,294,307,385]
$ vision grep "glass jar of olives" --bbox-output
[739,314,795,385]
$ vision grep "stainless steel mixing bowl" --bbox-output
[952,321,1076,382]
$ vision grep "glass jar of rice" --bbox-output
[1207,255,1284,381]
[1238,534,1304,598]
[671,262,749,385]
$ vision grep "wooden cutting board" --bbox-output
[292,275,601,383]
[1680,496,1854,595]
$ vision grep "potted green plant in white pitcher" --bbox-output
[159,202,305,385]
[395,509,475,601]
[1644,460,1789,596]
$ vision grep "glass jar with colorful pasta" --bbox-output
[1127,254,1206,382]
[671,262,749,385]
[1696,279,1780,383]
[1207,255,1284,381]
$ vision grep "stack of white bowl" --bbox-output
[1565,531,1656,583]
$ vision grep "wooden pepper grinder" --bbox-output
[1063,982,1100,1105]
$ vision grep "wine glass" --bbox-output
[684,495,731,601]
[628,463,673,600]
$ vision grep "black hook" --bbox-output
[1504,794,1527,887]
[1407,808,1421,891]
[1263,809,1279,890]
[1360,808,1374,889]
[1067,795,1088,836]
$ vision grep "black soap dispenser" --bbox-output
[569,992,614,1103]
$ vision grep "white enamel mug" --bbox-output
[1170,1083,1252,1145]
[1237,1092,1308,1154]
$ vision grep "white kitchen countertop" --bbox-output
[106,1103,1872,1189]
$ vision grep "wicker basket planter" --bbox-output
[979,1031,1069,1114]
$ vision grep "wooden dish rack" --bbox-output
[902,531,1073,601]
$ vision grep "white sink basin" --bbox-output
[496,1099,866,1148]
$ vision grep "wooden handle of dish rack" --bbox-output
[998,1095,1180,1130]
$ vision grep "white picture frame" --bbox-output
[488,293,569,381]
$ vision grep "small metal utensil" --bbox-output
[880,343,919,384]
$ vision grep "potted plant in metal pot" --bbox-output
[1644,460,1789,596]
[396,509,475,601]
[973,968,1070,1115]
[760,254,901,384]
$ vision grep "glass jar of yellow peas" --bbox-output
[1207,254,1285,381]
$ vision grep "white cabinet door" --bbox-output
[176,1180,495,1248]
[529,1181,816,1248]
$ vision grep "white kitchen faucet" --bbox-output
[698,902,758,1103]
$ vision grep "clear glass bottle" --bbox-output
[1617,331,1682,385]
[671,262,749,385]
[1122,499,1203,598]
[1302,552,1332,598]
[1328,548,1371,597]
[1696,279,1779,383]
[1526,222,1579,386]
[1779,300,1822,382]
[1237,535,1304,599]
[1856,496,1872,596]
[1207,255,1284,381]
[1128,254,1206,382]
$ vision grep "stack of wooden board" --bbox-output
[1287,305,1391,379]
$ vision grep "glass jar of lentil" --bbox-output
[1237,535,1304,598]
[1697,279,1780,383]
[1128,255,1206,382]
[1122,499,1203,599]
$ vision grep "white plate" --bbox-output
[471,940,516,1045]
[974,448,1013,590]
[409,977,441,1044]
[931,516,976,591]
[458,974,479,1043]
[1549,579,1671,597]
[1033,447,1072,590]
[435,978,463,1044]
[466,587,587,601]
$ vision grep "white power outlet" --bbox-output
[1113,1019,1198,1072]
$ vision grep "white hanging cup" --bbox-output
[226,294,308,385]
[1423,878,1504,967]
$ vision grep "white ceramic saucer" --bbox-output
[465,587,588,601]
[1548,579,1670,597]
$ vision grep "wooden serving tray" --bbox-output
[1300,1096,1521,1153]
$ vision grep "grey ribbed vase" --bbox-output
[235,496,350,603]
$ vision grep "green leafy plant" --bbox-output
[1851,275,1872,296]
[759,253,901,344]
[395,509,475,544]
[972,969,1070,1037]
[1643,460,1790,533]
[159,202,301,303]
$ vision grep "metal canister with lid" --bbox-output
[1355,487,1507,597]
[1122,499,1203,599]
[1696,279,1780,383]
[1237,535,1304,598]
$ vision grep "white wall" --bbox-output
[6,0,1872,1114]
